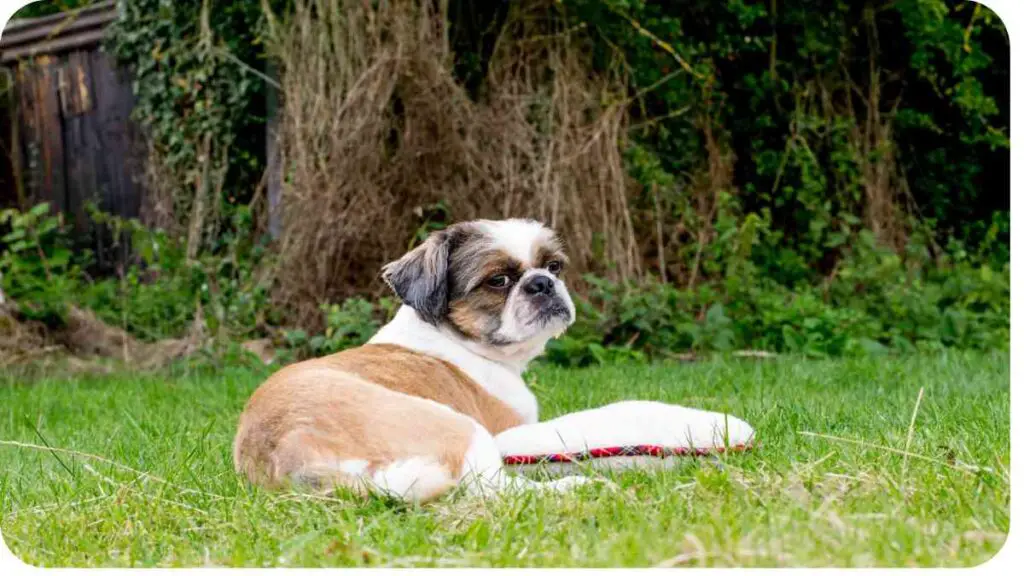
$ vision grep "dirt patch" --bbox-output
[0,299,205,372]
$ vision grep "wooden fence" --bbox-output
[1,1,142,269]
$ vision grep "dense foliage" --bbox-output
[1,201,276,344]
[570,0,1007,279]
[1,0,1009,366]
[107,0,267,185]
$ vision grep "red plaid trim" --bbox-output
[503,443,751,466]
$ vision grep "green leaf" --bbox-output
[856,338,889,356]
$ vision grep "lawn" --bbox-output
[0,351,1009,567]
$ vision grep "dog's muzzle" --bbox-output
[521,277,570,323]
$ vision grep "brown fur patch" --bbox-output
[446,249,522,339]
[448,300,490,338]
[448,255,516,333]
[233,344,524,493]
[533,244,568,271]
[455,249,525,293]
[318,344,525,433]
[233,368,474,496]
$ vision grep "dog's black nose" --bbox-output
[523,275,555,296]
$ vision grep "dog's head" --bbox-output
[382,219,575,356]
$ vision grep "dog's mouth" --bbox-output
[530,300,572,325]
[484,300,572,347]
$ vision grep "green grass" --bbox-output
[0,351,1009,567]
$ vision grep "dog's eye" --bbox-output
[487,274,512,288]
[546,261,563,275]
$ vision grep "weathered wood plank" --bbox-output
[14,63,39,205]
[87,50,140,268]
[39,55,66,214]
[62,51,98,235]
[1,68,21,208]
[58,51,93,118]
[40,55,67,213]
[92,50,139,218]
[17,56,67,214]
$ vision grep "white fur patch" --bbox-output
[475,218,554,264]
[459,422,512,496]
[369,457,455,502]
[337,459,370,476]
[370,306,540,422]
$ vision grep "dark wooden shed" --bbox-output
[1,1,141,269]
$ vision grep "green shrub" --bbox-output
[0,204,80,325]
[283,297,399,357]
[1,203,275,344]
[545,245,1008,367]
[3,201,1007,367]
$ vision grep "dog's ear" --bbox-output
[381,230,453,325]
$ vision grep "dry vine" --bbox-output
[264,0,640,328]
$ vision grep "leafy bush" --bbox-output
[546,225,1008,367]
[284,297,399,357]
[2,203,1007,368]
[1,203,275,343]
[0,204,79,324]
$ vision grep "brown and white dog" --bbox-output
[233,219,589,502]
